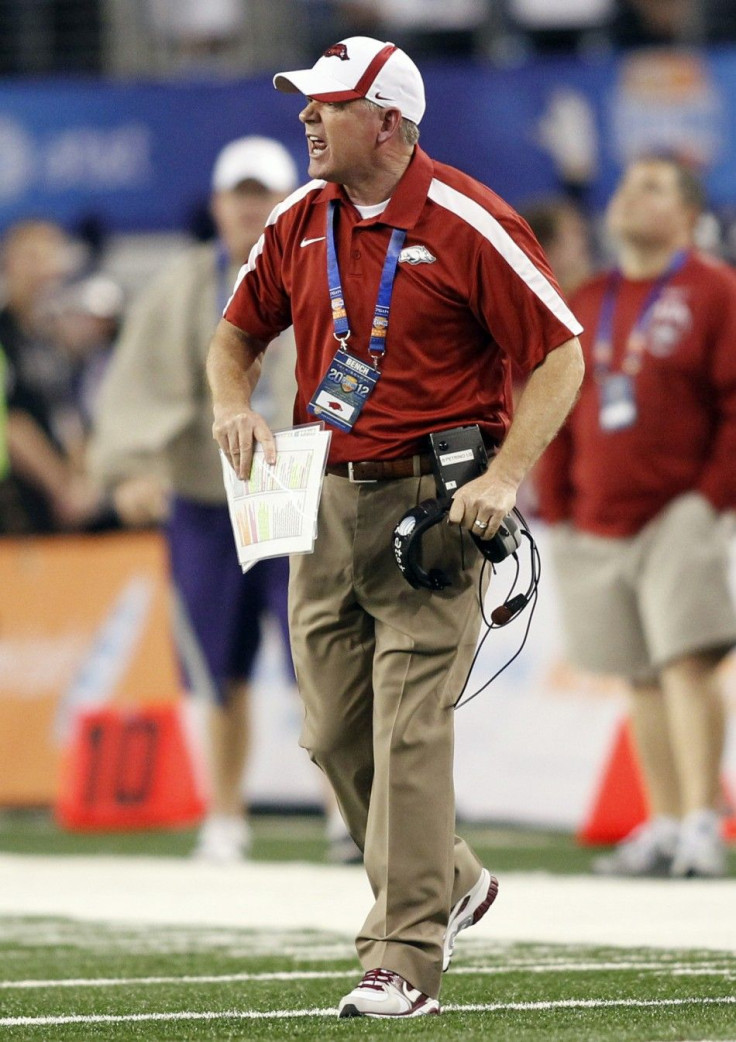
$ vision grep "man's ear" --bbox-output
[377,107,402,144]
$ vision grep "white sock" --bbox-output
[648,815,680,853]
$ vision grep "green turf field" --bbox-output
[1,812,735,1041]
[3,922,736,1041]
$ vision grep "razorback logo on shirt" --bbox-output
[399,245,436,266]
[324,43,349,60]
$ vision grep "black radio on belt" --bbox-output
[428,425,488,497]
[393,424,523,591]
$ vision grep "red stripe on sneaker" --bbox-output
[472,875,499,925]
[410,996,440,1016]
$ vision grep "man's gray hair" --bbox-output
[362,99,419,147]
[400,119,420,147]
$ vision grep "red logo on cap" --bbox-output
[323,43,349,61]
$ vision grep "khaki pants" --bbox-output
[289,473,485,998]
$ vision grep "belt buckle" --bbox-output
[347,461,378,484]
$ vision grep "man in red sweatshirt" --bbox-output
[536,155,736,877]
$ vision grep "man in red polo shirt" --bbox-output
[536,156,736,879]
[207,36,583,1017]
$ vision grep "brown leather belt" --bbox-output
[326,453,434,483]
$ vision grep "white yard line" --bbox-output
[2,961,735,990]
[1,855,736,952]
[0,970,356,989]
[2,997,736,1028]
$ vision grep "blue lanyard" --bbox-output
[326,199,406,369]
[593,249,688,379]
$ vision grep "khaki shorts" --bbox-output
[549,492,736,681]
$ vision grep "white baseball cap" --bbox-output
[69,275,125,319]
[53,275,125,320]
[273,36,426,126]
[211,135,298,194]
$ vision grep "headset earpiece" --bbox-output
[392,497,453,590]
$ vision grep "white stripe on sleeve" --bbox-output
[427,178,583,336]
[224,180,326,314]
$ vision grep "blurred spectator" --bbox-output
[89,136,360,864]
[0,219,104,534]
[306,0,489,58]
[47,274,125,433]
[300,0,362,54]
[514,196,596,516]
[500,0,716,55]
[72,214,109,271]
[536,156,736,878]
[521,197,596,296]
[611,0,700,47]
[0,0,103,75]
[501,0,615,55]
[145,0,247,72]
[0,346,8,481]
[536,88,599,201]
[703,0,736,43]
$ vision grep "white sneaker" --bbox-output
[443,868,499,971]
[338,969,440,1018]
[192,814,251,863]
[591,817,679,877]
[671,809,726,878]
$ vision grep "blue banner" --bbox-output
[0,46,734,234]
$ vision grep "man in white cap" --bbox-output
[208,39,584,1015]
[89,135,358,863]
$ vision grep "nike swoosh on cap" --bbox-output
[300,236,326,247]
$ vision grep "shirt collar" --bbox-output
[313,146,433,231]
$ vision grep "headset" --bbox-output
[393,496,522,592]
[392,496,541,707]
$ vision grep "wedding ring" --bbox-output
[473,520,488,530]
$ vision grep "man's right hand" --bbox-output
[212,406,276,480]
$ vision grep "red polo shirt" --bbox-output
[536,250,736,536]
[225,146,581,463]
